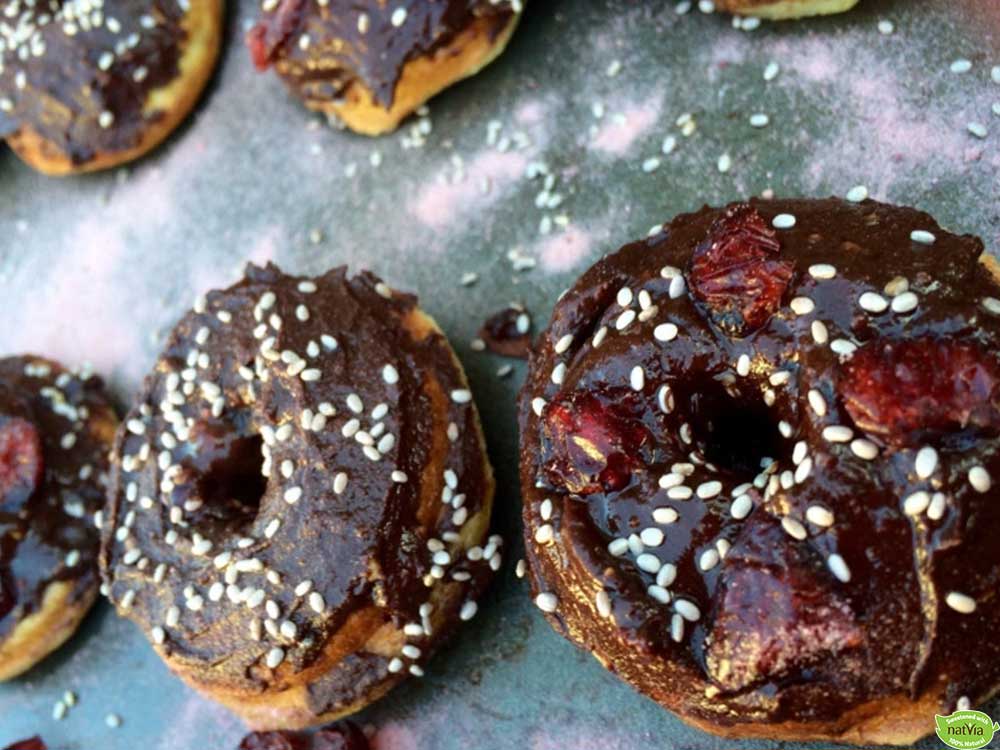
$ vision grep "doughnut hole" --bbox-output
[686,379,783,477]
[173,411,267,543]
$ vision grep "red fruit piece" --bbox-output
[238,731,308,750]
[0,417,43,511]
[540,390,650,495]
[3,738,47,750]
[246,0,307,71]
[705,514,862,691]
[840,337,1000,446]
[479,305,532,359]
[313,722,370,750]
[688,204,795,336]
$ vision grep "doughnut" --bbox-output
[715,0,859,19]
[100,263,499,730]
[0,356,117,681]
[246,1,524,136]
[0,0,223,175]
[518,197,1000,745]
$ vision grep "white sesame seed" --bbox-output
[850,439,879,460]
[667,485,693,500]
[451,389,472,404]
[698,548,720,571]
[806,505,834,527]
[105,713,122,728]
[595,590,612,618]
[608,538,629,556]
[309,591,326,614]
[781,516,808,540]
[668,275,686,299]
[654,323,679,342]
[640,528,664,547]
[859,292,888,313]
[653,507,679,525]
[551,363,566,385]
[982,297,1000,316]
[946,591,977,614]
[969,466,992,493]
[383,364,399,384]
[808,389,827,417]
[811,320,829,345]
[615,309,636,331]
[736,354,751,377]
[284,486,302,504]
[554,334,574,354]
[636,553,662,574]
[630,366,645,392]
[749,113,770,128]
[674,599,701,622]
[904,491,931,516]
[390,7,407,26]
[831,339,857,356]
[730,494,753,519]
[827,554,851,583]
[772,213,796,229]
[717,153,733,173]
[822,425,853,443]
[535,592,558,613]
[950,58,973,74]
[891,291,918,314]
[915,446,938,479]
[910,230,936,245]
[846,185,869,203]
[790,297,815,315]
[265,647,285,669]
[696,480,722,499]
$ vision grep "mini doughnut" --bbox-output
[247,1,524,136]
[0,0,223,175]
[100,263,499,730]
[0,356,117,681]
[715,0,859,19]
[519,198,1000,745]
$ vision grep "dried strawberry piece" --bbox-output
[313,722,369,750]
[238,732,308,750]
[688,204,795,336]
[479,305,532,359]
[540,390,650,495]
[246,0,307,71]
[706,514,862,691]
[0,417,43,511]
[840,337,1000,446]
[3,738,47,750]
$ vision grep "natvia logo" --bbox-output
[936,709,1000,749]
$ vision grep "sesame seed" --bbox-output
[946,591,977,614]
[668,275,686,299]
[850,439,879,460]
[98,110,114,128]
[608,538,629,556]
[790,297,815,315]
[698,548,720,571]
[950,58,973,74]
[152,626,166,645]
[630,366,645,391]
[53,701,68,720]
[284,486,302,504]
[730,494,753,519]
[696,480,722,499]
[846,185,869,203]
[858,292,888,313]
[877,18,894,34]
[308,591,326,614]
[674,599,701,622]
[617,287,634,307]
[451,389,472,404]
[390,8,407,26]
[105,713,122,728]
[636,553,662,574]
[811,320,829,345]
[382,364,399,384]
[910,230,936,245]
[736,354,751,377]
[781,516,808,540]
[969,466,992,493]
[554,334,574,354]
[806,506,834,527]
[808,389,827,417]
[749,113,769,128]
[969,122,988,138]
[460,601,478,621]
[595,591,612,618]
[535,592,558,613]
[717,153,732,173]
[822,425,853,443]
[654,323,679,342]
[772,214,796,229]
[891,291,918,314]
[265,647,285,669]
[667,485,693,500]
[615,309,636,330]
[904,491,931,516]
[827,554,851,583]
[534,524,554,544]
[831,339,857,356]
[551,363,566,385]
[763,61,780,81]
[915,446,938,479]
[982,297,1000,316]
[640,528,664,547]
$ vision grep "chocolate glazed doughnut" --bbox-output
[100,263,499,730]
[0,0,222,175]
[715,0,859,19]
[519,198,1000,745]
[247,0,523,136]
[0,356,117,680]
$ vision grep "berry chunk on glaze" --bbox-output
[840,337,1000,446]
[0,417,43,511]
[705,514,862,692]
[540,389,651,495]
[688,204,795,337]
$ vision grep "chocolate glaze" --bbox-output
[248,0,517,109]
[519,198,1000,729]
[0,356,116,643]
[100,264,495,712]
[0,0,191,166]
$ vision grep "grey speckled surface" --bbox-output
[2,0,1000,748]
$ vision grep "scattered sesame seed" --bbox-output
[790,296,815,315]
[950,58,973,74]
[904,491,931,516]
[630,366,645,392]
[968,122,988,139]
[781,516,808,540]
[858,292,889,313]
[806,506,834,527]
[535,592,558,613]
[946,591,977,614]
[772,213,796,229]
[850,439,879,461]
[823,425,854,443]
[969,466,992,493]
[915,446,939,479]
[749,113,770,128]
[827,554,851,583]
[846,185,869,202]
[910,229,936,245]
[451,389,472,404]
[891,291,919,314]
[105,713,122,728]
[877,19,894,34]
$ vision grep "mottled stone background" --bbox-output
[2,0,999,747]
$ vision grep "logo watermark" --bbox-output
[936,709,999,750]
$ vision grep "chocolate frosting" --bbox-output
[0,356,116,641]
[0,0,191,166]
[101,264,495,706]
[519,198,1000,728]
[248,0,517,109]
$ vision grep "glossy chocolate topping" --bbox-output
[0,356,116,642]
[0,0,191,166]
[100,264,495,707]
[248,0,517,108]
[519,198,1000,727]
